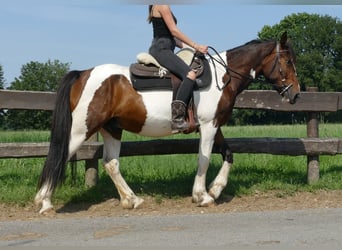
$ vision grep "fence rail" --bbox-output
[0,138,341,160]
[1,89,342,111]
[1,88,341,185]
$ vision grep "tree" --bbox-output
[231,13,341,125]
[6,60,70,130]
[9,60,70,91]
[0,64,4,89]
[0,65,5,128]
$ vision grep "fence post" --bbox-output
[306,87,320,184]
[84,133,99,187]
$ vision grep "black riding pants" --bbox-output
[149,37,194,104]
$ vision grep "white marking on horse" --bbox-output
[250,68,256,79]
[34,182,53,213]
[138,91,173,137]
[69,64,130,156]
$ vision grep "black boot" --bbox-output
[171,100,189,132]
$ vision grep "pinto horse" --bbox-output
[35,32,300,214]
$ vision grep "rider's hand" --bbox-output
[195,44,208,54]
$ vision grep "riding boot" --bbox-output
[176,77,195,105]
[171,77,195,132]
[171,100,189,131]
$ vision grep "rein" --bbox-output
[207,46,254,91]
[207,43,295,95]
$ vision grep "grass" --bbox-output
[0,124,341,207]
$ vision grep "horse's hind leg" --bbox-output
[35,119,88,214]
[208,127,233,199]
[100,128,144,209]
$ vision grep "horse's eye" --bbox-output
[287,59,292,65]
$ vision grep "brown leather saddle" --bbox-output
[129,48,212,133]
[130,49,211,92]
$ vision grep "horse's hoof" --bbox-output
[40,207,56,216]
[37,199,54,214]
[192,192,215,207]
[121,196,144,209]
[199,197,215,207]
[133,197,144,209]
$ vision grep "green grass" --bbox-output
[0,124,341,207]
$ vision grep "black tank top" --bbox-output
[151,14,177,39]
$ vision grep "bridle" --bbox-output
[268,42,297,96]
[207,43,297,96]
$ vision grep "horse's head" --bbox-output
[263,32,300,104]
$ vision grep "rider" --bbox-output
[148,5,208,132]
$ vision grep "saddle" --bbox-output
[129,48,212,134]
[130,48,211,92]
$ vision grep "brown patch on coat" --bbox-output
[85,74,147,139]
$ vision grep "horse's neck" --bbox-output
[228,41,275,75]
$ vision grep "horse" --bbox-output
[35,32,300,214]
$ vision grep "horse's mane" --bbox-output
[227,39,276,53]
[227,38,296,62]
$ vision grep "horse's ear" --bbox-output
[280,31,288,46]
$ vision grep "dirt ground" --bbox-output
[1,190,341,221]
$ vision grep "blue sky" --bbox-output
[1,0,341,85]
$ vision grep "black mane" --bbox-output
[227,39,276,53]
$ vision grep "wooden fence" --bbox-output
[0,88,341,186]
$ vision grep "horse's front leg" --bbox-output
[192,122,218,206]
[208,127,233,199]
[101,129,144,209]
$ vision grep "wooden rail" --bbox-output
[1,138,341,159]
[1,89,341,111]
[1,88,341,185]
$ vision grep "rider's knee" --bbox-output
[187,70,196,80]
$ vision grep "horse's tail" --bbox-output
[37,70,81,192]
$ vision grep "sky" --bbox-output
[1,0,341,86]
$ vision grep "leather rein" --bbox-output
[206,43,296,95]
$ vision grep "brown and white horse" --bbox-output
[35,32,300,214]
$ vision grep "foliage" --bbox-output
[0,64,4,89]
[4,60,70,130]
[0,65,5,127]
[233,13,341,125]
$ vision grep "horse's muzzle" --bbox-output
[279,83,299,104]
[289,93,300,104]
